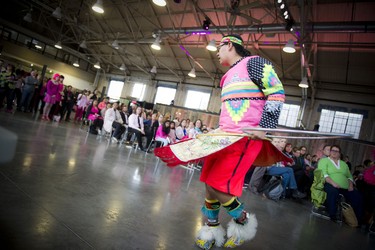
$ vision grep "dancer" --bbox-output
[155,34,289,249]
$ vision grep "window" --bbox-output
[131,83,146,100]
[184,90,210,110]
[319,109,363,139]
[154,86,176,105]
[278,104,300,127]
[107,80,124,100]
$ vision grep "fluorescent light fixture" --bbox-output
[54,41,62,49]
[151,37,161,50]
[92,0,104,14]
[23,12,32,23]
[152,0,166,7]
[206,39,217,51]
[283,39,296,53]
[283,11,288,16]
[284,15,289,19]
[52,7,62,20]
[119,63,126,71]
[79,40,87,49]
[35,44,42,49]
[280,4,285,9]
[150,66,157,74]
[112,40,120,49]
[94,61,101,69]
[73,60,80,67]
[299,77,309,88]
[277,0,283,3]
[188,68,196,78]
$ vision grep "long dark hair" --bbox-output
[162,120,171,135]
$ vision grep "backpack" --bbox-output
[262,177,284,201]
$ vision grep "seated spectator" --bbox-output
[145,113,160,149]
[98,97,108,110]
[188,119,202,139]
[155,120,171,146]
[283,143,293,158]
[175,119,188,141]
[168,121,177,144]
[119,105,129,126]
[101,103,112,118]
[318,145,363,223]
[362,161,375,233]
[128,106,146,151]
[266,138,306,199]
[103,102,125,142]
[87,100,103,134]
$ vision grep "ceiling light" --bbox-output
[52,7,62,20]
[35,44,42,49]
[284,15,289,19]
[206,39,217,51]
[119,63,126,71]
[277,0,283,3]
[152,0,167,7]
[54,41,62,49]
[23,12,32,23]
[92,0,104,14]
[94,61,101,69]
[280,4,285,9]
[299,77,309,88]
[79,40,87,49]
[283,11,288,16]
[112,40,119,49]
[188,68,196,78]
[150,66,157,74]
[151,37,161,50]
[73,60,80,67]
[283,39,296,53]
[202,18,211,30]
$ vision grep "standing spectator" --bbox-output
[50,75,65,120]
[20,70,38,112]
[42,73,60,121]
[14,69,24,110]
[62,85,75,121]
[34,77,47,114]
[0,64,16,113]
[74,90,89,122]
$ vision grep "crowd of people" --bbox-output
[1,61,374,239]
[244,140,375,233]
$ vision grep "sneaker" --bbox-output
[195,238,215,250]
[292,190,306,199]
[311,206,330,220]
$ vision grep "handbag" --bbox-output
[341,202,358,227]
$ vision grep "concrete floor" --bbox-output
[0,112,374,250]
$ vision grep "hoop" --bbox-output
[242,127,353,140]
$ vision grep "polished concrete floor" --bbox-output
[0,111,374,250]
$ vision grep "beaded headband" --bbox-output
[220,36,243,46]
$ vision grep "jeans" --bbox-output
[20,87,34,111]
[324,183,363,222]
[267,166,297,190]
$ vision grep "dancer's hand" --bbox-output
[248,130,266,140]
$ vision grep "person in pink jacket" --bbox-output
[42,73,60,121]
